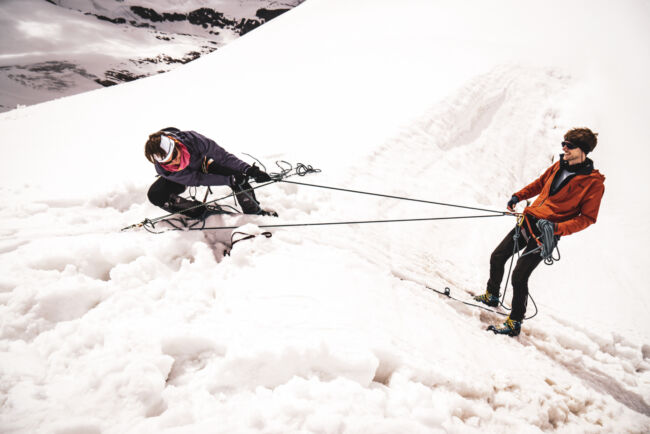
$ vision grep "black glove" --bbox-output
[230,173,246,186]
[246,165,272,183]
[507,195,519,211]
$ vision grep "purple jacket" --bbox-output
[154,130,250,187]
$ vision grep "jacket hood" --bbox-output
[590,168,605,183]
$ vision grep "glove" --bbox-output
[230,173,246,186]
[246,165,272,183]
[506,195,519,211]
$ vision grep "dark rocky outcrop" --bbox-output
[238,19,263,35]
[256,8,290,21]
[94,15,126,25]
[95,69,147,87]
[187,8,236,28]
[163,12,186,22]
[130,6,165,23]
[127,5,290,35]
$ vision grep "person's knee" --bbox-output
[147,184,168,207]
[490,250,507,267]
[511,267,529,289]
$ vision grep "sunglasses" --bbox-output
[561,141,579,150]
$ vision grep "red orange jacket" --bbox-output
[514,157,605,236]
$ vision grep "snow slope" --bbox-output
[1,0,650,432]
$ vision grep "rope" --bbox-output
[495,221,539,320]
[493,215,562,321]
[426,281,539,320]
[537,219,561,265]
[128,158,548,321]
[280,180,514,216]
[197,213,503,231]
[152,181,276,225]
[241,156,321,180]
[129,160,522,233]
[519,214,561,265]
[142,213,504,233]
[121,162,319,231]
[426,285,510,317]
[223,230,273,256]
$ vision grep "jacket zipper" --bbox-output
[534,164,584,210]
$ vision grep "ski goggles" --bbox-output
[154,135,176,163]
[561,140,579,150]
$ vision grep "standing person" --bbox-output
[474,128,605,336]
[144,127,275,218]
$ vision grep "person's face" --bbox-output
[562,141,586,165]
[167,146,181,165]
[159,145,180,165]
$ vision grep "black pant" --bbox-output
[147,176,261,216]
[487,224,543,321]
[147,176,187,207]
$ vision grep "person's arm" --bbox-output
[513,162,559,201]
[158,167,230,187]
[187,131,250,175]
[555,181,605,236]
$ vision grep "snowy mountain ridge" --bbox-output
[50,0,298,37]
[0,0,303,111]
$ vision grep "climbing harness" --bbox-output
[494,212,564,321]
[520,214,561,265]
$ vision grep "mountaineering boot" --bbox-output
[473,291,500,307]
[163,193,208,219]
[231,180,262,214]
[487,317,522,337]
[257,209,279,217]
[231,179,278,216]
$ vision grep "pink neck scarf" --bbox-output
[160,141,190,172]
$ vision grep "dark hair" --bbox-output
[144,131,166,163]
[564,128,598,154]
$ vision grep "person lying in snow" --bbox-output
[144,127,274,218]
[474,128,605,336]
